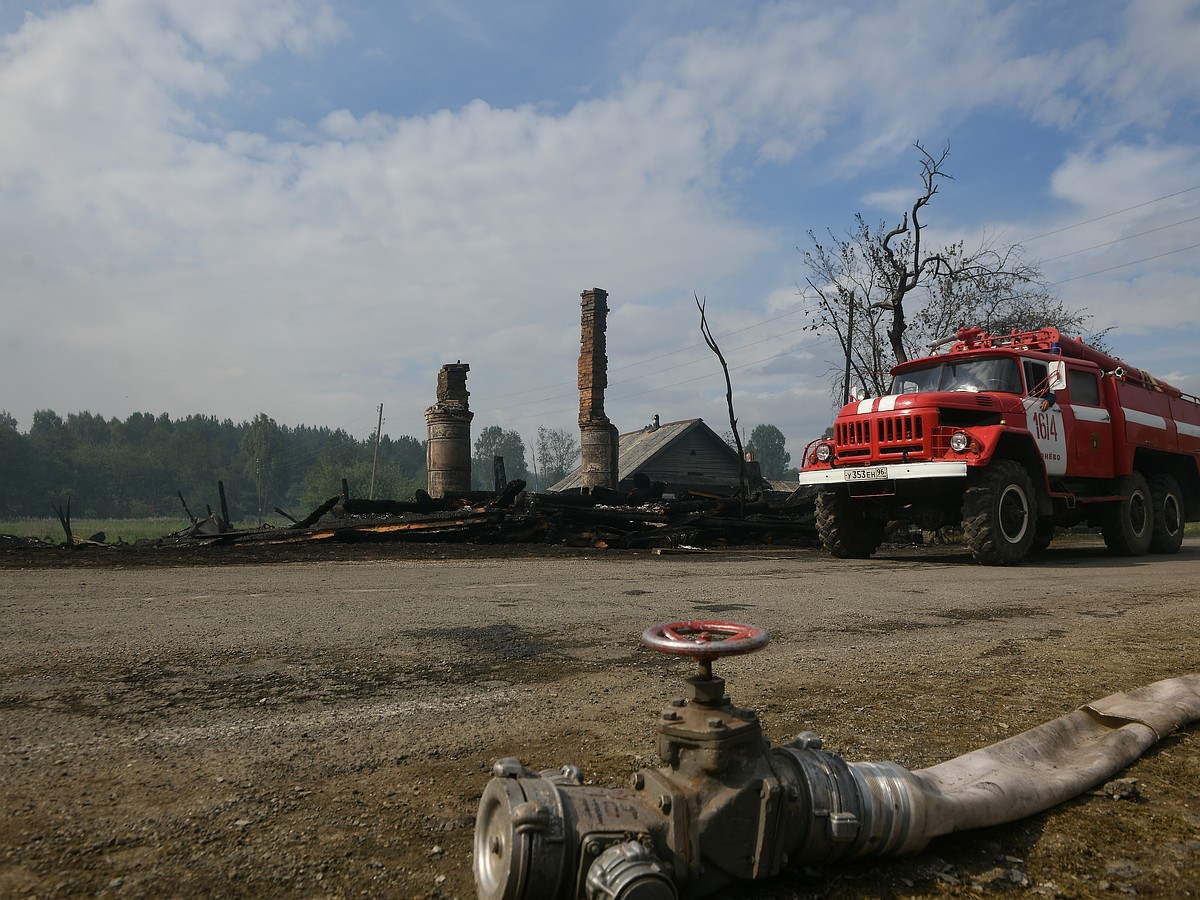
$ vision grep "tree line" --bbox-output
[0,410,799,522]
[0,412,591,521]
[0,409,426,522]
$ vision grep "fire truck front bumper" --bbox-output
[797,460,969,488]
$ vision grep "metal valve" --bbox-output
[474,623,1200,899]
[474,621,780,900]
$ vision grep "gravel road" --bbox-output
[2,538,1198,898]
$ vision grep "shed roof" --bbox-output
[548,418,738,492]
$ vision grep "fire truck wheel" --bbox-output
[962,459,1036,565]
[1148,474,1185,554]
[1101,471,1153,556]
[815,488,885,558]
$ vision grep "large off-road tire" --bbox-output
[1101,471,1153,556]
[962,459,1037,566]
[815,487,885,558]
[1148,473,1185,554]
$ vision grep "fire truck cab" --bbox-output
[798,327,1200,565]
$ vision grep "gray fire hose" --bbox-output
[474,621,1200,899]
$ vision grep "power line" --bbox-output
[463,191,1200,430]
[1049,241,1200,285]
[475,324,817,416]
[475,333,841,430]
[472,305,808,403]
[1022,184,1200,243]
[1038,214,1200,263]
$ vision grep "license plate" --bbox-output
[844,467,887,482]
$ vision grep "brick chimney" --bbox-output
[424,362,473,497]
[577,288,619,489]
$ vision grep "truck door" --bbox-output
[1064,367,1114,478]
[1023,359,1067,476]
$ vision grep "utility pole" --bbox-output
[369,403,383,500]
[255,458,264,525]
[842,291,855,407]
[528,432,540,493]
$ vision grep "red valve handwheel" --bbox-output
[641,620,769,662]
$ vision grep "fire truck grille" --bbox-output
[835,419,872,457]
[877,414,924,454]
[835,413,930,459]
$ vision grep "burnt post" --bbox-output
[577,288,620,490]
[425,363,474,497]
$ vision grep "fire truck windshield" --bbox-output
[891,357,1022,395]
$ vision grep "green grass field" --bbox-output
[0,517,272,544]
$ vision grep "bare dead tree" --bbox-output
[696,294,748,513]
[803,225,895,399]
[916,240,1106,349]
[869,141,951,363]
[51,495,73,546]
[802,141,1099,400]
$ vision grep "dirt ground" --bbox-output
[2,537,1198,899]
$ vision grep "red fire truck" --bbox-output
[797,327,1200,565]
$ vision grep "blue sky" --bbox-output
[2,0,1198,464]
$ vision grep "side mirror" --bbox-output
[1048,360,1067,392]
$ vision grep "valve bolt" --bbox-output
[658,795,672,813]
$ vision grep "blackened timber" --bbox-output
[218,480,231,531]
[169,483,815,550]
[555,506,670,527]
[235,511,511,545]
[178,492,197,523]
[51,497,74,546]
[293,495,342,528]
[488,479,526,509]
[342,496,462,516]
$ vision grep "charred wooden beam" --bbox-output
[218,480,231,531]
[178,492,197,524]
[293,495,342,529]
[342,496,463,516]
[488,479,526,509]
[51,496,74,547]
[555,506,670,528]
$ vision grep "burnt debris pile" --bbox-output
[162,482,817,551]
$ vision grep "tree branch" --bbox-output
[696,294,748,511]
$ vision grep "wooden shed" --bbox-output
[549,417,760,497]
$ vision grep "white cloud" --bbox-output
[1033,143,1200,331]
[1049,144,1199,218]
[162,0,346,60]
[0,0,1196,462]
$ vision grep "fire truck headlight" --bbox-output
[950,431,970,453]
[815,442,833,463]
